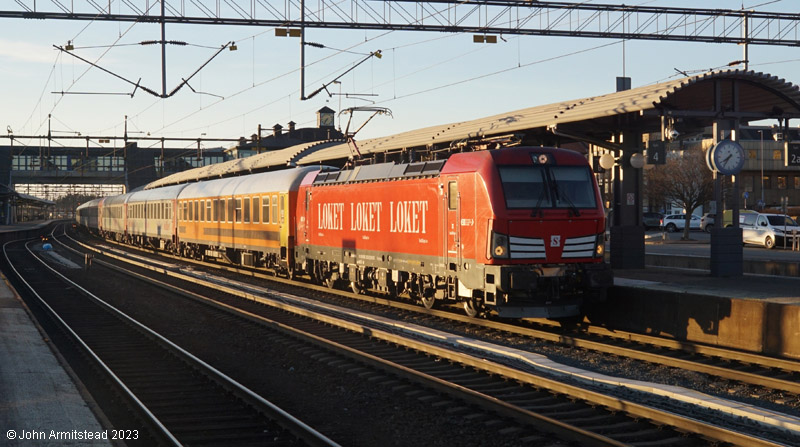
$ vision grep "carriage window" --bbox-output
[272,195,278,224]
[243,197,251,223]
[252,197,260,223]
[235,198,243,223]
[227,198,235,223]
[206,200,212,222]
[262,196,270,223]
[189,201,194,221]
[212,199,219,222]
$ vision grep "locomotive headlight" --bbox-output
[490,232,509,259]
[595,234,605,258]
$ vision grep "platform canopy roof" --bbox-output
[145,69,800,190]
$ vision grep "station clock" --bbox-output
[707,139,745,175]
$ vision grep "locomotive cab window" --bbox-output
[448,181,458,210]
[497,165,596,210]
[551,166,597,209]
[498,166,551,209]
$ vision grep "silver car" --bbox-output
[661,214,701,232]
[741,213,800,249]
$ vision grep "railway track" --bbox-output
[70,224,800,399]
[52,225,799,446]
[2,237,339,447]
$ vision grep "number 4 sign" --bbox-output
[647,140,666,165]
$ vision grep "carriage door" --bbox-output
[444,178,461,273]
[279,193,289,260]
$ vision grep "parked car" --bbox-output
[741,213,800,249]
[661,214,701,232]
[643,212,664,230]
[700,213,715,232]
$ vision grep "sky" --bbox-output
[1,0,798,153]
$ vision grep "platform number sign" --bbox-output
[785,142,800,167]
[647,140,666,165]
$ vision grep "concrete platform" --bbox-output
[0,272,111,446]
[588,254,800,360]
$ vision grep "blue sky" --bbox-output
[1,0,798,150]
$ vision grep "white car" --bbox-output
[661,214,701,232]
[741,213,800,249]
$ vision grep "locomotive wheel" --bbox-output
[350,281,362,295]
[420,295,436,310]
[463,298,482,318]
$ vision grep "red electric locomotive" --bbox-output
[294,146,611,318]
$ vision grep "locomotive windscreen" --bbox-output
[498,165,596,210]
[551,166,597,209]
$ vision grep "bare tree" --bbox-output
[646,149,714,240]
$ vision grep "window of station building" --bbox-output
[795,177,800,190]
[261,196,270,223]
[272,195,278,224]
[243,197,251,223]
[235,198,243,223]
[12,155,34,171]
[763,175,772,190]
[52,156,70,170]
[778,176,787,190]
[773,149,782,160]
[227,198,235,223]
[252,197,260,223]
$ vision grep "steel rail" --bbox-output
[66,226,800,396]
[1,239,182,447]
[57,227,793,447]
[53,229,624,446]
[10,235,341,447]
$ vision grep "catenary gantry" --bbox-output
[4,1,800,46]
